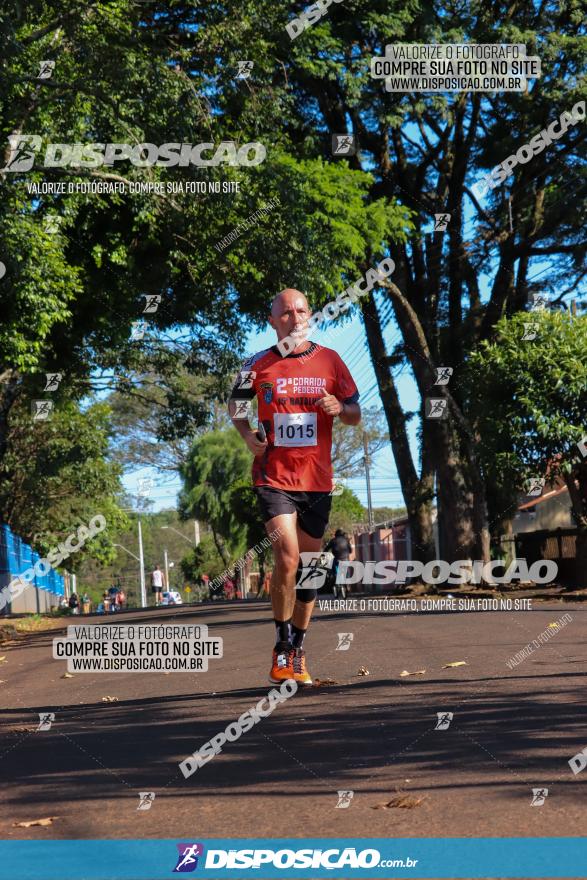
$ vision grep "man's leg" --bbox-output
[291,526,322,635]
[264,512,301,683]
[265,512,299,630]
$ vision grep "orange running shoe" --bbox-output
[293,648,313,686]
[269,641,295,684]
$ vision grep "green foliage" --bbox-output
[372,506,408,523]
[179,430,252,565]
[180,533,227,584]
[467,310,587,492]
[0,399,128,567]
[327,487,366,537]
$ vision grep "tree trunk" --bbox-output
[360,292,435,562]
[564,464,587,588]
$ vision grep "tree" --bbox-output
[327,487,366,537]
[331,406,389,478]
[0,398,128,566]
[0,0,407,518]
[180,534,227,587]
[179,430,251,567]
[3,0,585,570]
[107,370,233,474]
[174,0,586,563]
[468,310,587,584]
[372,506,408,523]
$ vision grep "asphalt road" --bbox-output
[1,598,585,845]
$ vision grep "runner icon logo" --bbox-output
[435,712,453,730]
[32,400,53,421]
[44,373,62,391]
[137,792,156,811]
[173,843,204,873]
[332,134,356,155]
[336,632,353,651]
[37,712,55,731]
[425,398,448,419]
[434,213,451,231]
[531,788,548,806]
[336,790,354,808]
[434,367,453,385]
[297,552,328,590]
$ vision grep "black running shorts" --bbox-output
[254,486,332,539]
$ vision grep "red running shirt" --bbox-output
[231,343,359,492]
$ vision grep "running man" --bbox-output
[229,288,361,685]
[150,564,165,607]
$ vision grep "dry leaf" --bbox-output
[61,672,73,679]
[548,623,560,629]
[357,666,370,676]
[0,656,6,661]
[441,661,467,668]
[313,678,338,687]
[13,816,58,828]
[372,795,427,810]
[101,695,118,702]
[400,669,426,677]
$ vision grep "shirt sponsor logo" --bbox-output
[275,377,326,396]
[260,381,274,403]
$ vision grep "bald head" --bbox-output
[271,288,308,317]
[269,287,311,347]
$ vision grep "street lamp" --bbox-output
[163,549,175,591]
[119,509,147,608]
[113,543,139,562]
[161,522,200,546]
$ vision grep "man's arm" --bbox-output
[339,401,361,426]
[316,390,361,426]
[228,399,268,457]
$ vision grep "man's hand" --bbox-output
[316,387,343,416]
[244,429,268,457]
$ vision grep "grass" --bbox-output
[1,613,68,634]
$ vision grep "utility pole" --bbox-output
[138,518,146,608]
[164,548,169,591]
[194,520,200,547]
[363,431,374,530]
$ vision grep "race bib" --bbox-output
[273,412,317,447]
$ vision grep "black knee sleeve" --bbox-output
[295,557,318,602]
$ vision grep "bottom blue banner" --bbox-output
[0,838,584,879]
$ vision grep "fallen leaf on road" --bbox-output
[0,656,6,662]
[313,678,338,687]
[441,661,467,668]
[548,623,560,628]
[400,669,426,677]
[13,816,59,827]
[101,696,118,702]
[357,666,370,676]
[372,795,427,810]
[60,673,73,679]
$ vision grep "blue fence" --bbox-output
[0,523,65,612]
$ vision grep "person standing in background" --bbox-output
[151,564,165,606]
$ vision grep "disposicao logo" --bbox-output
[2,135,266,171]
[173,843,205,872]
